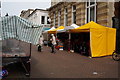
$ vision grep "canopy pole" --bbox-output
[89,31,92,58]
[30,43,32,58]
[47,33,48,47]
[68,31,71,51]
[56,31,57,38]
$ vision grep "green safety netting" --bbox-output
[0,16,44,45]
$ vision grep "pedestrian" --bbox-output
[38,35,44,52]
[50,34,57,53]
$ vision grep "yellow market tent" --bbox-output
[70,21,116,57]
[48,26,65,34]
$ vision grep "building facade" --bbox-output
[20,9,51,28]
[27,9,50,25]
[48,1,120,28]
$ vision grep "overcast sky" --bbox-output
[1,0,51,16]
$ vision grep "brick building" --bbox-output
[48,1,120,28]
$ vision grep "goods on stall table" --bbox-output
[59,45,63,50]
[58,41,63,50]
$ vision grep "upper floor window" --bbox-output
[72,5,76,24]
[41,16,45,24]
[58,10,61,26]
[54,13,56,27]
[86,0,97,23]
[64,8,68,26]
[47,17,50,24]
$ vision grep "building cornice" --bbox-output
[47,2,64,11]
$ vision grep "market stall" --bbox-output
[48,26,65,49]
[56,24,79,51]
[70,21,116,57]
[57,32,69,50]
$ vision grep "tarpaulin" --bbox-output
[0,16,44,45]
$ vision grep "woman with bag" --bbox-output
[38,35,44,52]
[50,34,57,53]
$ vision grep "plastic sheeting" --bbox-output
[0,16,44,45]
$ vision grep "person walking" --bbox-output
[50,34,57,53]
[38,35,44,52]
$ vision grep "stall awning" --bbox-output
[48,26,65,34]
[65,24,79,30]
[43,26,56,33]
[42,27,50,31]
[56,24,79,33]
[70,21,105,32]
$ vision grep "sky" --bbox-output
[1,0,51,16]
[1,0,118,16]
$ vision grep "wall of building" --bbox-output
[38,11,49,24]
[21,9,50,27]
[108,2,115,27]
[49,2,115,28]
[28,11,39,24]
[97,2,114,27]
[49,2,86,27]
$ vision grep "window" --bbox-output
[58,10,61,26]
[86,0,97,23]
[41,16,45,24]
[54,13,56,27]
[72,5,76,24]
[47,17,50,24]
[64,8,68,26]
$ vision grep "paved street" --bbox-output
[4,44,119,78]
[31,45,118,78]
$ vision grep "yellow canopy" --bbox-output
[70,21,116,57]
[70,21,105,32]
[48,26,65,34]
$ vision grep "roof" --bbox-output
[28,9,48,17]
[20,9,34,15]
